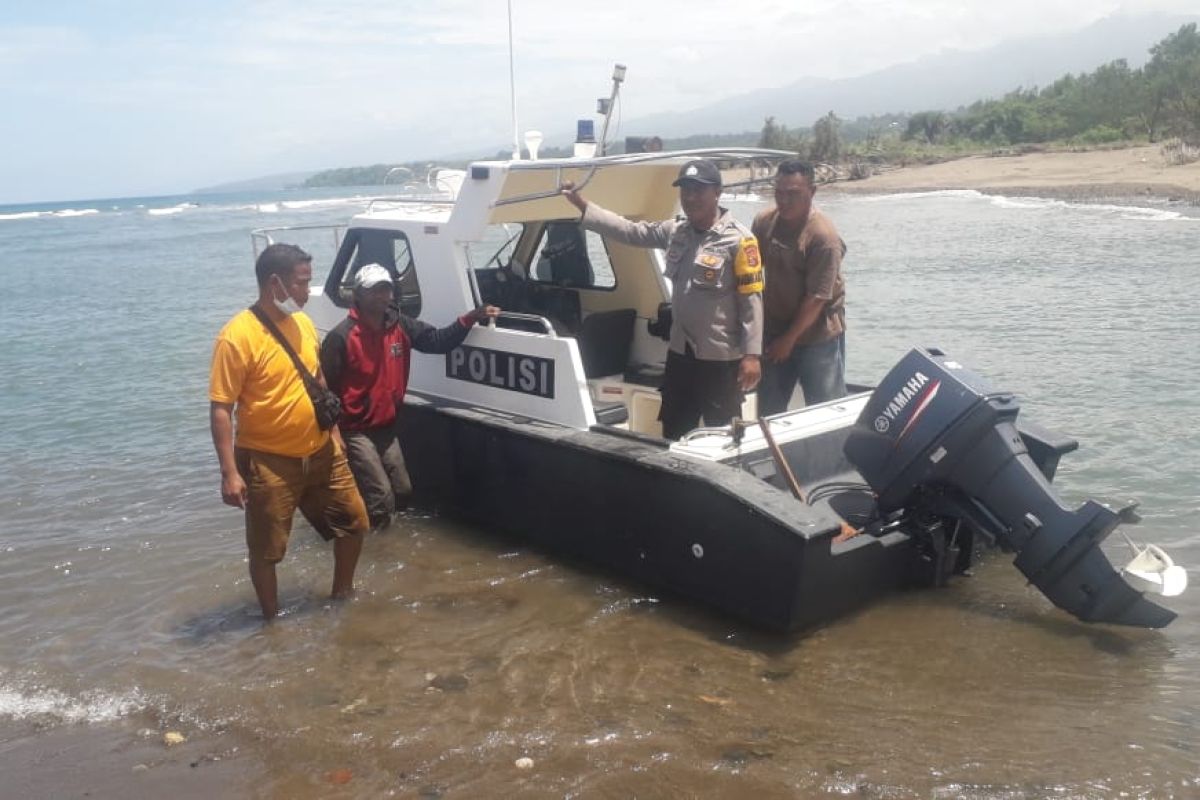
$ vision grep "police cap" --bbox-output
[671,159,722,188]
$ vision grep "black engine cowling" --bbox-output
[844,347,1176,628]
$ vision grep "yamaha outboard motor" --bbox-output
[845,347,1183,628]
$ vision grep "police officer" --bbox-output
[561,159,764,439]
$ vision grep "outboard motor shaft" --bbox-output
[844,348,1183,628]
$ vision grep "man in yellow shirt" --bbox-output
[209,243,369,620]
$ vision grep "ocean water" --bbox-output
[0,186,1197,797]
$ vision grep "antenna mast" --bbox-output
[507,0,520,159]
[597,64,626,156]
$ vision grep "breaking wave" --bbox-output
[147,202,198,216]
[0,681,148,724]
[1,208,103,220]
[856,189,1196,221]
[855,189,985,202]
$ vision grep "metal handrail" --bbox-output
[365,196,457,213]
[676,425,738,445]
[251,223,348,238]
[493,147,795,209]
[489,311,557,337]
[250,224,346,259]
[503,146,795,171]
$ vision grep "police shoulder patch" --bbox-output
[740,237,761,269]
[733,235,764,295]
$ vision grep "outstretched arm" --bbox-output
[407,305,501,353]
[561,181,676,249]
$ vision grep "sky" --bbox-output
[1,0,1196,204]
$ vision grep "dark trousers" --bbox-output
[758,332,846,416]
[343,424,413,527]
[660,348,742,440]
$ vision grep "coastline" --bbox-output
[820,144,1200,203]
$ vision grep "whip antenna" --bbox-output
[507,0,520,159]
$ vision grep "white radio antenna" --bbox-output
[507,0,520,160]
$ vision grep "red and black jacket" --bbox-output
[320,305,475,432]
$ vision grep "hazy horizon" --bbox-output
[3,0,1197,205]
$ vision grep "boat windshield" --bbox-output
[467,224,522,270]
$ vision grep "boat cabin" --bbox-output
[266,150,782,438]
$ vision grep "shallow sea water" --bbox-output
[0,187,1197,797]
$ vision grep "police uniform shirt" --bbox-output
[581,203,764,361]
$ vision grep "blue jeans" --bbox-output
[758,332,846,416]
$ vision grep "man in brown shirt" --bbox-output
[751,160,847,415]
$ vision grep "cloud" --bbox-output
[1,0,1198,201]
[0,25,91,69]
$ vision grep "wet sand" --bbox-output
[825,144,1200,201]
[0,722,258,798]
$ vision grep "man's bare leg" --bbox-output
[331,532,364,599]
[249,559,279,620]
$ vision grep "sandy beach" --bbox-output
[824,144,1200,201]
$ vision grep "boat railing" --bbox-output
[251,224,347,260]
[493,147,794,209]
[488,311,558,337]
[365,196,457,213]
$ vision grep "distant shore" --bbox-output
[821,144,1200,203]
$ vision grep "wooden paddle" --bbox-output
[756,417,860,542]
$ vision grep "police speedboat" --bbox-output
[252,148,1186,632]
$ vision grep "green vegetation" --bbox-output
[303,164,420,188]
[304,24,1200,188]
[760,24,1200,171]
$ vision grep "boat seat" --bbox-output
[593,399,629,426]
[623,363,665,388]
[578,308,636,378]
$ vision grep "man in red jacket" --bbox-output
[320,264,499,528]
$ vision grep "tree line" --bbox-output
[759,23,1200,164]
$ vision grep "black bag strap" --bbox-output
[248,305,321,391]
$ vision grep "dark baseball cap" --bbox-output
[672,159,722,187]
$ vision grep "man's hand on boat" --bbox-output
[560,182,587,214]
[468,305,501,324]
[739,355,761,392]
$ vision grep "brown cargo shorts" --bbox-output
[235,438,369,563]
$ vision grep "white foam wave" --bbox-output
[1115,206,1192,222]
[147,202,198,217]
[257,202,281,213]
[722,192,764,203]
[52,208,100,217]
[855,189,987,203]
[0,683,146,723]
[988,195,1067,210]
[0,211,44,221]
[987,195,1195,220]
[854,189,1197,221]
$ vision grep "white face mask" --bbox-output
[272,276,302,315]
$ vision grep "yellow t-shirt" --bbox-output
[209,308,329,457]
